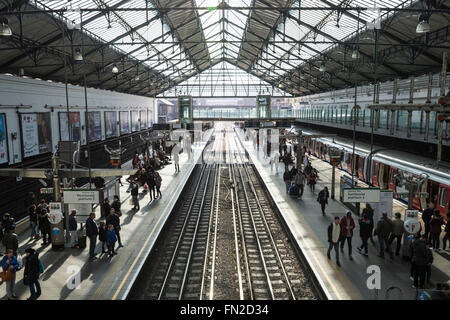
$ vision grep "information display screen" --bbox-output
[104,111,118,138]
[59,112,81,142]
[140,110,147,129]
[0,114,8,164]
[21,112,52,157]
[87,111,102,142]
[120,111,130,135]
[131,111,139,132]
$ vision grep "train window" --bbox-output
[389,169,395,184]
[439,187,447,207]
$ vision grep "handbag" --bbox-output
[0,270,13,282]
[16,254,23,269]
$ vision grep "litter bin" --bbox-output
[77,226,87,249]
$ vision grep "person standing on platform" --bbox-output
[106,208,123,248]
[375,212,394,260]
[389,212,404,256]
[130,180,140,211]
[410,235,428,289]
[1,213,16,255]
[294,170,305,199]
[111,195,121,216]
[442,215,450,251]
[327,217,341,267]
[146,171,156,202]
[107,225,117,257]
[1,249,19,300]
[38,208,51,246]
[172,143,180,173]
[425,241,434,287]
[2,225,18,257]
[362,204,375,245]
[357,214,371,256]
[340,211,355,261]
[98,221,107,254]
[23,248,41,300]
[68,210,78,249]
[317,187,329,216]
[430,211,444,251]
[85,213,99,261]
[283,167,291,194]
[29,205,39,240]
[102,198,111,219]
[422,202,435,242]
[155,171,162,199]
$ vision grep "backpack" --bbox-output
[38,260,45,274]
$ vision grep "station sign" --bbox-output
[330,155,341,166]
[48,202,63,224]
[343,188,380,203]
[63,189,99,204]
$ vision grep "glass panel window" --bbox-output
[439,187,447,207]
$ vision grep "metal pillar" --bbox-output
[424,111,430,142]
[437,118,443,168]
[440,52,447,97]
[407,111,413,138]
[331,165,336,200]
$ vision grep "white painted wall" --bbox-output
[0,74,155,164]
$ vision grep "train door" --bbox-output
[358,156,365,180]
[388,167,398,191]
[426,180,439,205]
[372,161,379,187]
[437,185,449,221]
[338,150,344,170]
[345,152,352,174]
[378,164,390,189]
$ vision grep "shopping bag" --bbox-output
[0,270,13,282]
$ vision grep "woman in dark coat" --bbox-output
[39,209,51,245]
[23,248,41,300]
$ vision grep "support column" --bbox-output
[424,111,431,142]
[407,111,413,138]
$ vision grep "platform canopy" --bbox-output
[0,0,448,97]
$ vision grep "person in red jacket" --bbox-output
[340,211,356,261]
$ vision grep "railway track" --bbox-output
[130,127,318,300]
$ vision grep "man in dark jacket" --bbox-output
[102,198,111,219]
[410,235,428,289]
[283,168,291,194]
[340,211,355,260]
[39,208,51,246]
[85,213,99,261]
[317,187,329,216]
[357,214,372,256]
[106,208,123,248]
[327,217,341,267]
[111,195,121,216]
[146,171,156,202]
[362,203,375,244]
[422,202,435,242]
[389,212,404,256]
[23,248,41,300]
[1,213,15,255]
[2,225,18,256]
[376,212,393,259]
[131,180,140,211]
[29,205,39,240]
[430,211,444,251]
[68,210,78,249]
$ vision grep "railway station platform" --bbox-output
[0,131,212,300]
[235,129,450,300]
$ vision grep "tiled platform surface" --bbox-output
[1,130,212,300]
[236,128,449,300]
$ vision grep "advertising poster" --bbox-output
[131,111,139,132]
[120,111,130,135]
[87,112,102,142]
[140,110,147,130]
[148,109,153,128]
[105,111,118,138]
[59,112,81,142]
[21,113,52,157]
[0,114,8,164]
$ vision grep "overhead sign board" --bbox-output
[63,189,99,204]
[343,188,380,203]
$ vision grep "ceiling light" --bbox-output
[351,49,360,59]
[416,20,430,33]
[112,65,119,74]
[74,48,83,61]
[319,62,326,72]
[0,18,12,37]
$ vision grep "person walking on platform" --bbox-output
[357,214,372,256]
[430,211,444,251]
[376,212,393,260]
[389,212,404,256]
[68,210,78,249]
[422,202,435,242]
[111,195,121,216]
[155,171,162,199]
[442,215,450,251]
[327,217,341,267]
[29,205,39,240]
[362,204,375,244]
[283,167,291,194]
[106,208,123,248]
[410,235,428,289]
[147,171,156,202]
[1,249,19,300]
[86,213,99,261]
[98,221,107,254]
[317,187,329,216]
[340,212,355,260]
[107,225,117,257]
[294,170,305,199]
[130,180,140,211]
[172,143,180,172]
[102,198,111,219]
[23,248,41,300]
[38,209,51,246]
